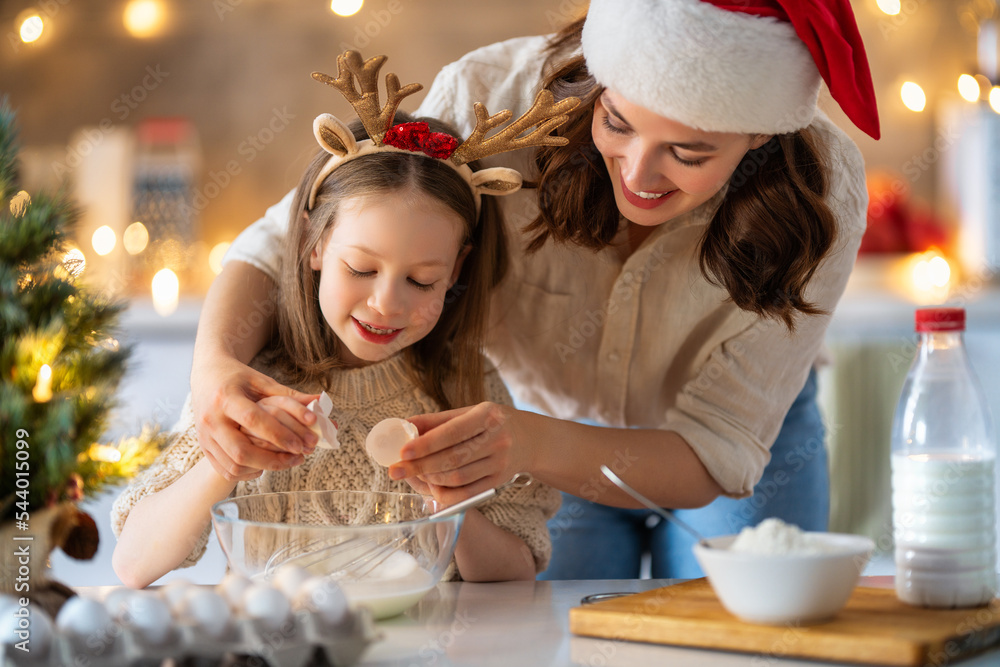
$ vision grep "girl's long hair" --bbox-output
[276,114,507,409]
[526,18,837,330]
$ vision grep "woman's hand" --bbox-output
[191,356,320,481]
[389,402,530,505]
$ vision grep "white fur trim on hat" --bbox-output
[582,0,821,135]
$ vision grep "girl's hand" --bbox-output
[191,356,320,481]
[389,402,528,505]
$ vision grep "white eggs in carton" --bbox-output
[242,583,292,633]
[0,574,376,667]
[120,592,172,646]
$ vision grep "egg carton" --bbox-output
[0,606,378,667]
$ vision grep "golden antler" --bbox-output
[450,90,580,166]
[312,50,422,145]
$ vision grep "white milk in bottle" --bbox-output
[890,307,997,608]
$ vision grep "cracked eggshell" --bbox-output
[365,417,419,466]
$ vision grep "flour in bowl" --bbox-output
[729,518,841,555]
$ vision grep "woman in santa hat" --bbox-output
[194,0,879,578]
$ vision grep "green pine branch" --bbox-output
[0,97,165,521]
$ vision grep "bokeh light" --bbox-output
[209,242,231,275]
[19,14,43,43]
[92,225,117,256]
[124,0,166,38]
[123,222,149,255]
[990,87,1000,114]
[152,268,179,316]
[958,74,981,103]
[877,0,901,16]
[331,0,364,17]
[901,82,926,112]
[9,190,30,217]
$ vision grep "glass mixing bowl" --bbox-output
[211,490,462,619]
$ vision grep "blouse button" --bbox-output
[607,352,621,363]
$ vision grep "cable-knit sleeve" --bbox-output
[109,396,213,568]
[476,365,562,573]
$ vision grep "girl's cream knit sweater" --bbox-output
[111,351,560,576]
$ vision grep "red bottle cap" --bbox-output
[915,307,965,332]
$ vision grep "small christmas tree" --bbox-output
[0,98,169,612]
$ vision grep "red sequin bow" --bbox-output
[383,122,459,159]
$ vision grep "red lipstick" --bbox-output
[619,174,677,210]
[352,317,403,344]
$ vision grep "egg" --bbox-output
[177,588,232,639]
[122,592,172,645]
[294,578,349,626]
[103,586,136,619]
[365,417,419,466]
[216,572,252,610]
[272,564,311,599]
[158,578,196,615]
[241,583,291,632]
[55,596,115,646]
[0,598,52,655]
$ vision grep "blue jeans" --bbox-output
[537,370,828,580]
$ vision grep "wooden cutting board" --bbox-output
[569,579,1000,666]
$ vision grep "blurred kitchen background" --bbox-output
[3,0,1000,585]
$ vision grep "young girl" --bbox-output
[110,51,570,589]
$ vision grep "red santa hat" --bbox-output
[581,0,880,139]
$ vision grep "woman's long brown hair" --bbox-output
[276,114,507,409]
[527,18,837,331]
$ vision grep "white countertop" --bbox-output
[354,577,1000,667]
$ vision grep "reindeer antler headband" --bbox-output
[307,50,580,210]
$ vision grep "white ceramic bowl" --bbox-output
[692,533,875,625]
